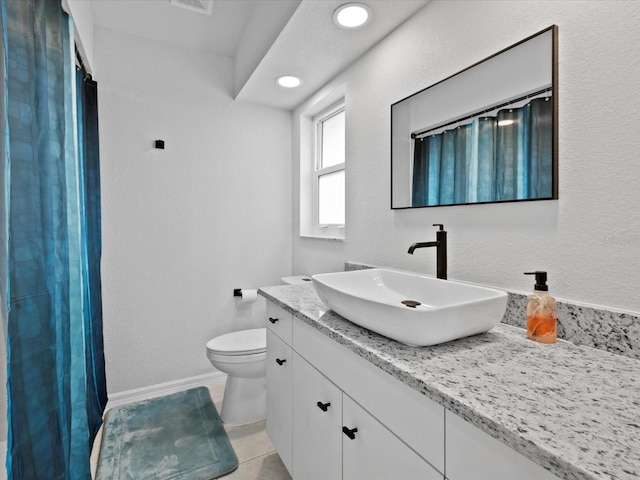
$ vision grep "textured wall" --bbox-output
[64,0,95,74]
[95,27,292,394]
[293,0,640,314]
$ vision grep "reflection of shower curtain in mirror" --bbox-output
[412,97,552,206]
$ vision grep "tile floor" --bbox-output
[90,381,291,480]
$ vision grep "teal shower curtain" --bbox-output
[412,97,552,206]
[1,0,107,478]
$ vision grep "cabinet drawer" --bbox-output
[266,302,293,345]
[294,318,445,474]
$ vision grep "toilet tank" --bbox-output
[281,275,311,285]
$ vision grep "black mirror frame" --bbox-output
[390,25,558,210]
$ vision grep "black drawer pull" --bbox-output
[317,401,331,412]
[275,358,286,366]
[342,426,358,440]
[269,317,279,324]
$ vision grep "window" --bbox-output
[313,102,345,228]
[299,88,346,240]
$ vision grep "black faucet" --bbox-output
[407,224,448,280]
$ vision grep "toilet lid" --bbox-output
[206,328,266,356]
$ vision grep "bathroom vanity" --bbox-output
[260,284,640,480]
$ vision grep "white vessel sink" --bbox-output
[311,268,508,346]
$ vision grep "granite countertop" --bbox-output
[259,283,640,480]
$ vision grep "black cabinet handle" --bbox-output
[275,358,286,366]
[269,317,279,324]
[317,401,331,412]
[342,426,358,440]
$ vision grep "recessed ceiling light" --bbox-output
[333,3,372,29]
[276,75,302,88]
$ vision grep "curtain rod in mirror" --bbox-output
[411,86,551,139]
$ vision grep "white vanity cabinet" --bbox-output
[265,300,564,480]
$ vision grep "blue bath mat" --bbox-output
[96,386,238,479]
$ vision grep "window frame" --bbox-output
[312,100,345,230]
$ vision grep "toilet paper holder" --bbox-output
[233,288,258,304]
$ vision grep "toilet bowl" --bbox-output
[206,328,267,425]
[206,276,310,425]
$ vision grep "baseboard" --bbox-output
[106,372,226,411]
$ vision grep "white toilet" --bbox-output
[206,276,310,425]
[206,328,267,425]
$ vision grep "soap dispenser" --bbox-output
[524,271,557,344]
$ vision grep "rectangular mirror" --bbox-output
[391,26,558,209]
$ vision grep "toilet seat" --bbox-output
[206,328,266,356]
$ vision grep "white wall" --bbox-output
[63,0,95,74]
[95,26,292,394]
[293,0,640,314]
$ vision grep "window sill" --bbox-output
[300,234,345,242]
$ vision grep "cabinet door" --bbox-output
[292,353,342,480]
[446,411,559,480]
[342,395,443,480]
[266,329,292,475]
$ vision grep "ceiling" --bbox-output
[90,0,430,110]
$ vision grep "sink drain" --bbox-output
[401,300,421,308]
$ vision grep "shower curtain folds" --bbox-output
[0,0,107,478]
[412,97,552,207]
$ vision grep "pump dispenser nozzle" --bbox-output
[524,271,548,291]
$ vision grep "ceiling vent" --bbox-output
[169,0,214,16]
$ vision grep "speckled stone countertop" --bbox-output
[259,284,640,480]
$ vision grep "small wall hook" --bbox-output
[154,140,165,149]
